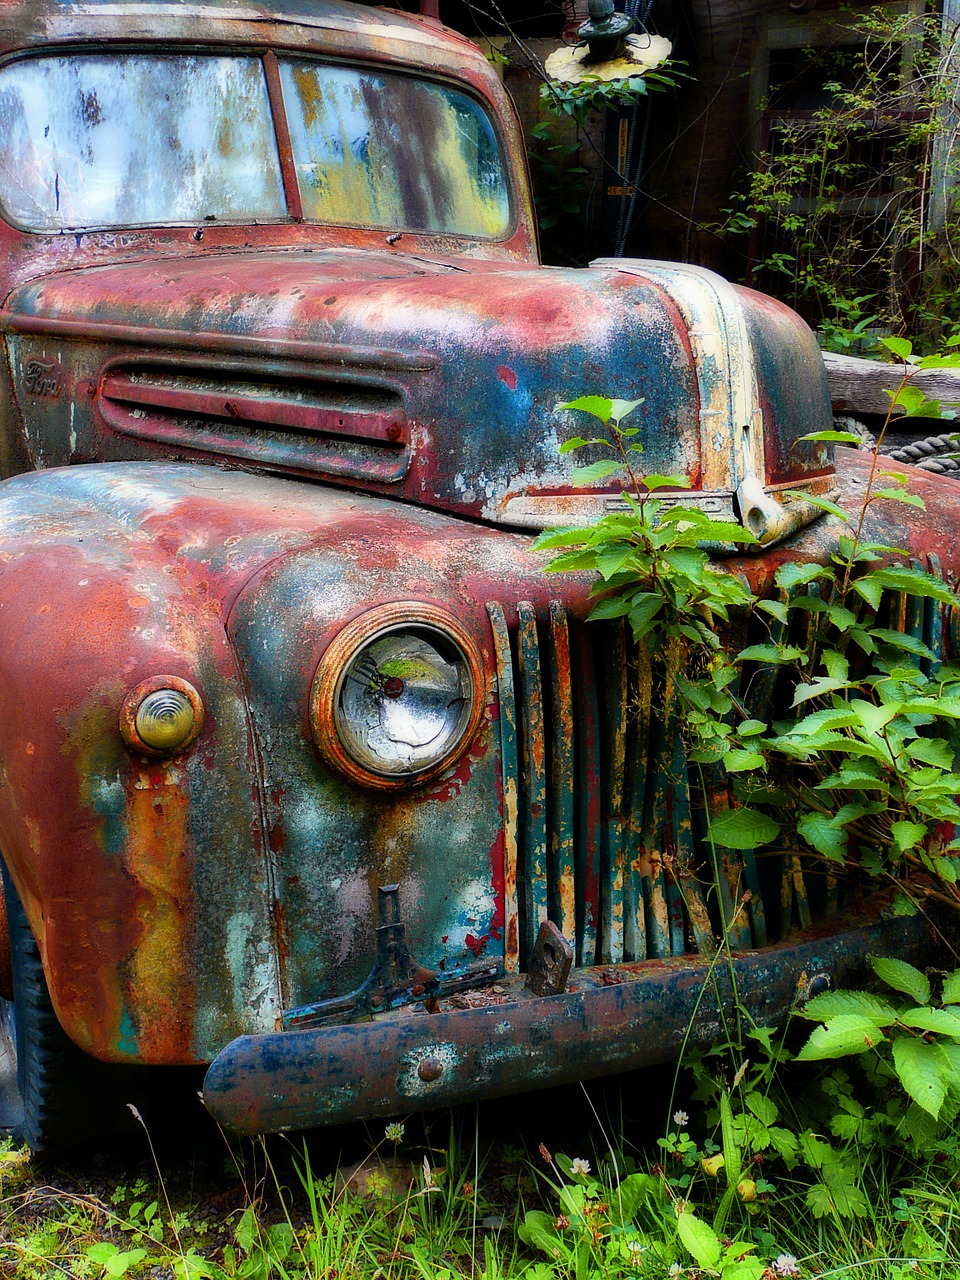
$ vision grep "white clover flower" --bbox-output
[772,1254,800,1277]
[569,1157,591,1176]
[672,1110,689,1127]
[668,1264,683,1278]
[384,1121,405,1143]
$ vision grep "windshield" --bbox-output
[0,51,512,238]
[281,61,510,237]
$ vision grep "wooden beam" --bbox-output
[823,350,960,418]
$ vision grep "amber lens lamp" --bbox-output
[120,676,204,758]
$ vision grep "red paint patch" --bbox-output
[497,365,518,391]
[464,933,488,959]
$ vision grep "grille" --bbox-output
[487,556,955,973]
[98,362,409,483]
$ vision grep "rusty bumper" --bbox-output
[202,910,929,1135]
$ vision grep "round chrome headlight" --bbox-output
[120,676,204,758]
[311,604,484,789]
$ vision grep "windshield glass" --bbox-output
[0,54,286,230]
[0,52,512,238]
[279,61,511,238]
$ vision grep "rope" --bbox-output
[833,414,876,452]
[887,433,960,466]
[831,415,960,472]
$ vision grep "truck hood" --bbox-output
[2,247,835,544]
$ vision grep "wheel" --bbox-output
[1,862,149,1155]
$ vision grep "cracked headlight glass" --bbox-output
[312,605,483,789]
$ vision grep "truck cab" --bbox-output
[0,0,946,1152]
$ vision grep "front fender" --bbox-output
[0,465,285,1062]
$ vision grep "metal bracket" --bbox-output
[283,884,498,1029]
[525,920,574,997]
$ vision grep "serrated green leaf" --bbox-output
[757,599,789,623]
[707,807,781,849]
[796,1015,887,1060]
[596,544,636,579]
[785,490,848,519]
[871,628,937,659]
[870,955,931,1004]
[831,1113,862,1140]
[942,970,960,1005]
[677,1211,722,1269]
[586,594,633,621]
[892,1037,948,1118]
[737,643,807,664]
[543,548,598,572]
[851,577,884,610]
[531,526,590,550]
[628,593,664,634]
[723,748,766,772]
[802,990,899,1025]
[901,1007,960,1038]
[905,738,955,769]
[609,397,644,422]
[891,820,927,852]
[642,472,691,491]
[572,459,622,486]
[557,395,612,422]
[798,429,863,444]
[850,698,899,735]
[767,1125,798,1159]
[791,676,852,706]
[774,562,831,590]
[790,707,859,735]
[881,335,914,360]
[866,567,956,605]
[745,1091,778,1126]
[873,487,927,509]
[797,812,848,862]
[805,1183,836,1219]
[818,767,889,793]
[739,719,768,736]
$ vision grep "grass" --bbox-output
[3,1062,960,1280]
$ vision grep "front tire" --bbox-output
[2,864,144,1154]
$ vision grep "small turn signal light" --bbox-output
[120,676,204,758]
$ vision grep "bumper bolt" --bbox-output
[417,1056,444,1082]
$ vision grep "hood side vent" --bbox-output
[98,363,410,483]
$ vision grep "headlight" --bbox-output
[120,676,204,757]
[311,603,484,789]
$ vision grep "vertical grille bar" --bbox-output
[486,602,521,973]
[906,561,925,652]
[626,645,654,960]
[574,625,601,966]
[703,759,752,950]
[518,602,548,956]
[639,639,674,959]
[600,623,628,963]
[547,603,576,943]
[925,554,944,677]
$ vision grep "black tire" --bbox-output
[1,863,145,1155]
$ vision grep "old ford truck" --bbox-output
[0,0,952,1152]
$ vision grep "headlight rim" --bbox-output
[119,675,205,759]
[311,602,485,791]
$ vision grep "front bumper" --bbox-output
[203,908,929,1135]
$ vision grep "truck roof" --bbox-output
[0,0,481,71]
